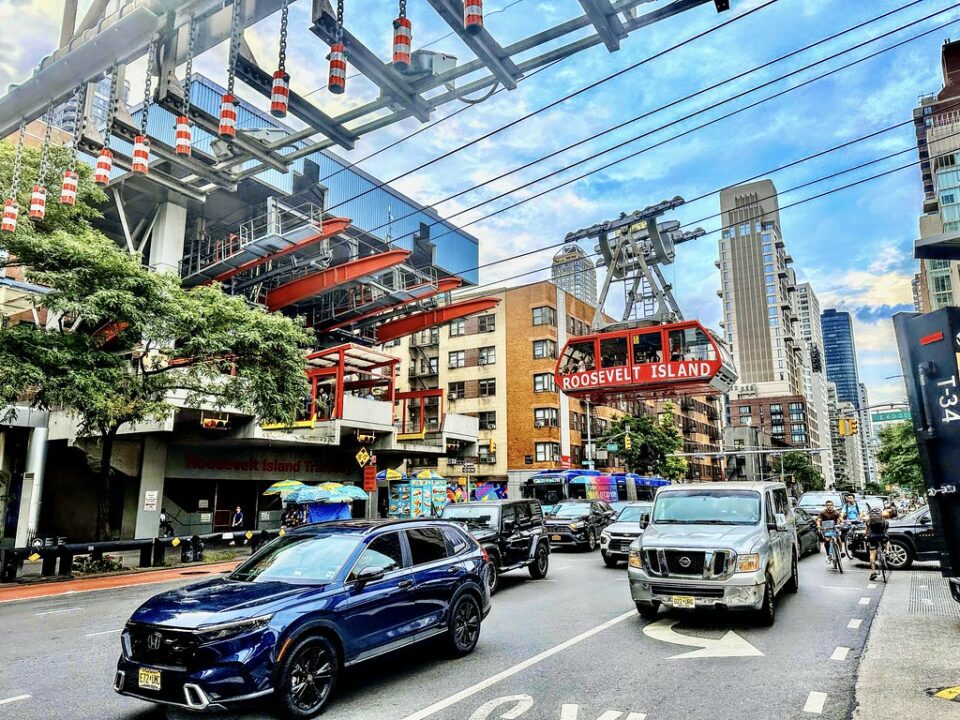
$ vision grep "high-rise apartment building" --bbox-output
[43,76,131,135]
[550,243,597,307]
[858,382,877,486]
[821,309,861,409]
[796,283,834,482]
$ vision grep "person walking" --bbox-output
[232,505,245,529]
[158,508,174,538]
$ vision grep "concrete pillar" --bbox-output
[148,201,187,274]
[14,426,48,546]
[133,437,167,539]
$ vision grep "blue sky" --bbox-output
[4,0,955,406]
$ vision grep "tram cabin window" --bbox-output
[560,341,596,373]
[668,328,716,362]
[599,336,627,368]
[633,332,663,364]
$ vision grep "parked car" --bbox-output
[440,499,550,593]
[796,491,843,517]
[115,519,490,719]
[848,506,940,570]
[628,482,799,626]
[545,499,615,551]
[600,502,652,567]
[793,508,820,556]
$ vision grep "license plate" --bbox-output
[138,668,161,691]
[671,595,696,609]
[551,534,562,541]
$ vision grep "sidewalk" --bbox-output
[855,565,960,720]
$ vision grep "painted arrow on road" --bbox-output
[642,619,764,659]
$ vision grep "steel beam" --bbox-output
[578,0,628,51]
[309,10,434,122]
[234,53,358,151]
[375,297,501,344]
[324,276,464,331]
[424,0,522,90]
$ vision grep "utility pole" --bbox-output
[585,399,594,470]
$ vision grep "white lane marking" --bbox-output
[32,606,81,616]
[830,646,850,661]
[867,583,877,589]
[552,566,571,571]
[847,619,863,629]
[560,707,645,720]
[467,695,534,720]
[0,695,31,706]
[642,619,763,659]
[818,586,862,591]
[858,597,871,606]
[85,628,123,637]
[803,691,828,714]
[398,610,635,720]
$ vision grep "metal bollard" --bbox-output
[138,541,153,568]
[152,538,165,567]
[56,547,72,576]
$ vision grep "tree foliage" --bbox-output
[610,405,685,479]
[0,141,312,539]
[876,421,924,494]
[771,451,824,492]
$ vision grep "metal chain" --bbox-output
[37,120,53,186]
[70,84,87,172]
[278,0,289,72]
[140,36,157,136]
[103,63,120,150]
[183,15,196,111]
[226,0,243,94]
[9,118,26,196]
[336,0,344,41]
[399,0,406,19]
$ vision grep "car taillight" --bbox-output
[481,546,489,563]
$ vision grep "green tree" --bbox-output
[0,142,312,539]
[771,451,824,492]
[609,404,685,479]
[876,421,924,494]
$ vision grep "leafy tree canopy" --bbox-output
[609,405,685,480]
[876,421,924,494]
[771,451,824,492]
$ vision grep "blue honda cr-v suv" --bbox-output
[115,519,491,718]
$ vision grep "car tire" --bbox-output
[277,635,339,720]
[784,553,799,594]
[446,593,482,657]
[884,539,913,570]
[755,573,776,627]
[583,528,597,552]
[602,552,619,568]
[636,601,660,620]
[486,558,499,595]
[528,543,549,579]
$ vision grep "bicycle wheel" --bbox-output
[879,545,890,583]
[833,538,843,573]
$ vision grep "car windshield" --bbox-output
[798,492,839,508]
[617,504,652,522]
[550,503,591,518]
[229,533,360,585]
[653,490,761,525]
[440,505,500,528]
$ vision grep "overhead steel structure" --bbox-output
[0,0,728,199]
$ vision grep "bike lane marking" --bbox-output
[398,610,635,720]
[0,695,30,706]
[85,628,123,637]
[32,606,81,616]
[802,691,828,714]
[847,618,863,629]
[858,597,871,605]
[830,646,850,661]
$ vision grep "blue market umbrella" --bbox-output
[377,468,405,481]
[317,482,369,501]
[285,486,332,504]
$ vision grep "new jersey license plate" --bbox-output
[671,595,696,609]
[550,534,562,541]
[138,668,161,691]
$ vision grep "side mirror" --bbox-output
[920,514,931,525]
[640,513,651,529]
[503,520,516,533]
[353,565,385,590]
[774,513,789,533]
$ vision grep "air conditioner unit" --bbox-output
[448,364,459,369]
[534,421,545,428]
[478,358,487,366]
[448,392,460,400]
[485,423,496,430]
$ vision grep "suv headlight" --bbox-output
[569,521,586,530]
[736,554,760,574]
[197,614,273,643]
[628,549,642,568]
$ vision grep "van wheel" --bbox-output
[528,543,549,579]
[277,635,339,719]
[636,601,660,620]
[755,574,776,627]
[785,554,799,593]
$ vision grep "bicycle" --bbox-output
[821,520,843,573]
[875,537,892,584]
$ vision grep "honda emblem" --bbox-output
[147,632,162,651]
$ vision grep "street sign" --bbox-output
[355,447,371,467]
[595,449,609,460]
[871,410,911,423]
[363,465,377,492]
[462,462,477,474]
[606,443,618,452]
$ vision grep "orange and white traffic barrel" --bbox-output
[94,148,113,185]
[328,43,347,95]
[219,93,239,139]
[393,17,412,71]
[1,200,18,233]
[28,185,47,219]
[60,170,78,205]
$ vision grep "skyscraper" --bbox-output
[550,243,597,306]
[796,283,834,482]
[43,76,130,135]
[821,309,861,409]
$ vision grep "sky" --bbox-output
[2,0,954,408]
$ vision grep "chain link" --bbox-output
[183,14,196,111]
[141,36,157,136]
[226,0,243,94]
[9,118,26,197]
[336,0,345,42]
[103,63,120,150]
[278,0,289,72]
[70,84,87,172]
[399,0,406,19]
[37,120,53,186]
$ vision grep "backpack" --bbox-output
[868,508,885,532]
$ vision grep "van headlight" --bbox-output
[197,614,273,643]
[736,554,760,573]
[628,549,642,568]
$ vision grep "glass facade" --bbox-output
[821,309,861,409]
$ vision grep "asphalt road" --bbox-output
[0,548,885,720]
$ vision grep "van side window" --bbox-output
[774,489,789,518]
[765,492,777,525]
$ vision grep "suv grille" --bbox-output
[126,624,201,667]
[644,549,733,579]
[651,583,724,598]
[665,551,704,575]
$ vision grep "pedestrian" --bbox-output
[158,507,174,538]
[232,505,245,529]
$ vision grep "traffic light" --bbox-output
[837,419,849,436]
[714,0,730,11]
[488,439,496,453]
[624,434,632,450]
[849,419,859,435]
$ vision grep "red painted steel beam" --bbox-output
[266,249,411,312]
[212,217,353,283]
[321,276,463,331]
[375,297,501,344]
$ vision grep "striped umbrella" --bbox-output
[263,479,306,495]
[376,468,405,481]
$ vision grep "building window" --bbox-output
[534,373,556,392]
[449,319,465,337]
[738,405,752,416]
[479,378,496,397]
[479,411,497,430]
[448,381,465,399]
[739,223,751,235]
[448,351,465,368]
[533,339,557,359]
[532,306,556,326]
[478,446,496,464]
[535,442,561,462]
[789,402,804,421]
[534,407,559,427]
[478,315,495,333]
[772,423,785,437]
[479,346,496,365]
[770,403,783,415]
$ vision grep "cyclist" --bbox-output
[837,493,865,557]
[816,500,841,563]
[866,507,890,581]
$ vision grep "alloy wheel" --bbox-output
[453,597,481,650]
[288,644,334,714]
[884,541,910,569]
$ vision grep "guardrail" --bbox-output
[0,529,282,584]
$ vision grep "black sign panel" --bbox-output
[894,310,960,576]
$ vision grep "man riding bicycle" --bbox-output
[837,493,865,557]
[816,500,841,563]
[866,507,890,582]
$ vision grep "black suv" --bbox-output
[544,499,616,551]
[849,506,940,570]
[440,500,550,593]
